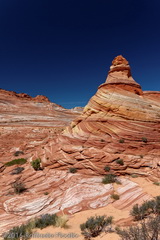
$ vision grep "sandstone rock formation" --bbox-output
[0,89,82,164]
[0,55,160,235]
[32,55,160,179]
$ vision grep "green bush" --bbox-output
[116,159,124,165]
[69,167,77,173]
[111,194,120,200]
[102,174,117,184]
[12,181,26,194]
[11,167,24,175]
[130,174,139,178]
[119,139,124,143]
[142,137,148,143]
[34,214,58,229]
[5,158,27,167]
[31,158,41,171]
[104,166,110,172]
[80,215,113,239]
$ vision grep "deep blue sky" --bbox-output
[0,0,160,108]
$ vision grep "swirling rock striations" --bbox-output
[33,55,160,178]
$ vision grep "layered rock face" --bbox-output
[33,55,160,178]
[0,56,160,234]
[0,89,82,164]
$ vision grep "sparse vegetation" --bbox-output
[140,154,143,158]
[142,137,148,143]
[130,174,138,178]
[116,197,160,239]
[116,159,124,165]
[34,214,58,229]
[3,222,33,240]
[111,193,120,200]
[130,196,160,221]
[69,167,77,173]
[5,158,27,167]
[102,174,117,184]
[104,166,110,172]
[80,215,113,239]
[11,167,24,175]
[44,192,49,195]
[31,158,41,171]
[3,214,68,240]
[12,181,26,194]
[14,151,24,157]
[100,139,105,142]
[119,139,124,143]
[153,182,160,186]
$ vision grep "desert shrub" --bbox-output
[55,215,69,228]
[69,167,77,173]
[116,159,124,165]
[104,166,110,172]
[153,182,160,186]
[80,215,113,239]
[116,215,160,240]
[12,181,26,194]
[100,139,105,142]
[14,151,24,157]
[31,158,41,171]
[44,192,49,195]
[102,174,117,184]
[130,196,160,221]
[142,137,148,143]
[119,139,124,143]
[3,222,33,240]
[140,155,143,158]
[130,174,138,178]
[34,213,58,229]
[111,194,120,200]
[11,167,24,175]
[5,158,27,167]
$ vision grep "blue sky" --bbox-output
[0,0,160,108]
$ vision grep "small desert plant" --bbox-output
[104,166,110,172]
[116,159,124,165]
[69,167,77,173]
[31,158,41,171]
[119,139,124,143]
[5,158,27,167]
[142,137,148,143]
[11,167,24,175]
[55,215,69,228]
[12,181,26,194]
[130,174,138,178]
[153,182,160,186]
[34,214,58,229]
[100,139,105,142]
[14,151,24,157]
[111,193,120,200]
[44,192,49,195]
[80,215,113,239]
[140,155,143,158]
[102,174,117,184]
